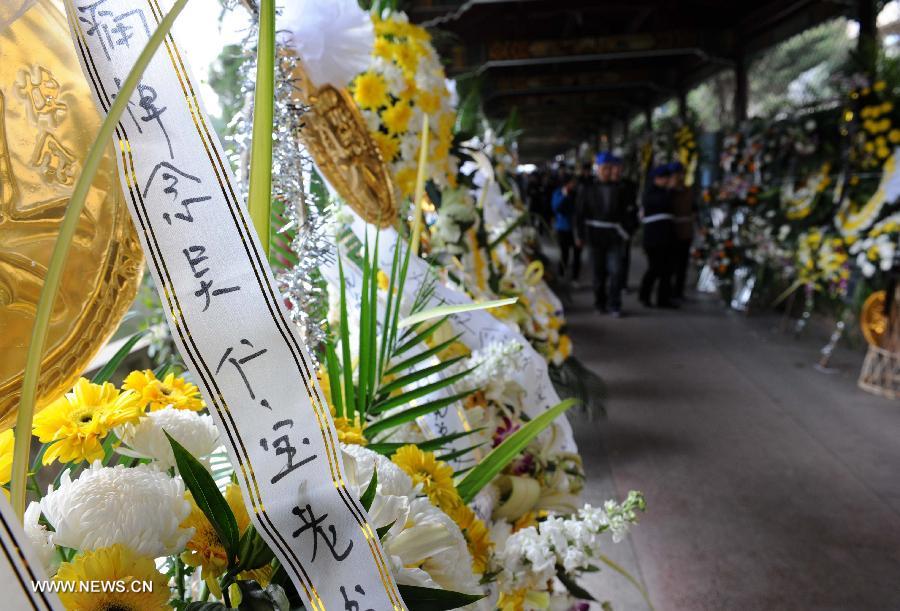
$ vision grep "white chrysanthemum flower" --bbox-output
[405,498,482,596]
[279,0,374,88]
[24,502,57,576]
[340,444,483,597]
[40,462,193,558]
[115,407,220,470]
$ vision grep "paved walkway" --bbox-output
[564,252,900,610]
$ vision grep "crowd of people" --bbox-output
[529,155,695,317]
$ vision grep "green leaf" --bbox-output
[338,258,356,420]
[236,525,274,571]
[358,237,371,416]
[377,356,467,398]
[376,520,395,540]
[397,584,484,610]
[370,369,475,415]
[385,333,464,376]
[166,432,241,565]
[398,298,517,329]
[324,341,344,417]
[365,390,474,437]
[556,565,596,601]
[394,317,449,357]
[367,232,380,405]
[377,242,403,385]
[91,331,147,384]
[247,0,275,256]
[457,398,579,503]
[436,442,485,464]
[360,467,378,513]
[153,360,174,379]
[367,428,482,456]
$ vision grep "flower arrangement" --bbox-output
[795,228,851,297]
[850,212,900,277]
[351,11,458,197]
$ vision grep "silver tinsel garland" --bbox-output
[229,20,335,359]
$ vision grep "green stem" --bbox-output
[176,557,186,601]
[10,0,190,520]
[598,553,655,611]
[247,0,275,256]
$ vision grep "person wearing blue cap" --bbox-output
[639,163,677,308]
[551,173,581,281]
[574,152,629,316]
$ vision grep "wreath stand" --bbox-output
[858,285,900,399]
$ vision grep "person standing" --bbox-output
[611,156,639,291]
[639,164,677,308]
[575,152,629,316]
[552,174,581,282]
[669,161,694,300]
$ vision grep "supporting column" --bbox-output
[734,53,748,126]
[857,0,878,74]
[678,87,688,121]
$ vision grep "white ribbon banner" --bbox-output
[64,1,404,609]
[0,498,62,611]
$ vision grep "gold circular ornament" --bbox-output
[0,0,143,429]
[861,290,888,347]
[290,62,398,227]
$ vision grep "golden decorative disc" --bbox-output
[861,290,888,347]
[290,62,398,227]
[0,0,143,429]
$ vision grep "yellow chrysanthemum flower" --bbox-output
[392,444,460,511]
[448,503,492,574]
[373,37,392,59]
[33,378,144,465]
[54,544,171,610]
[432,139,450,163]
[352,71,389,110]
[393,42,421,76]
[417,90,441,115]
[498,589,550,611]
[181,483,256,594]
[0,430,13,497]
[512,511,538,532]
[122,370,204,411]
[333,416,368,446]
[381,101,413,135]
[395,166,418,197]
[557,335,573,360]
[372,131,400,162]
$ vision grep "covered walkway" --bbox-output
[566,258,900,609]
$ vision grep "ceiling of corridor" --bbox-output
[406,0,853,159]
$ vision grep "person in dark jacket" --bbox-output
[611,156,639,291]
[639,164,677,308]
[575,152,629,316]
[552,174,581,281]
[668,161,694,300]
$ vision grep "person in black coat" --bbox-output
[575,152,629,316]
[639,165,677,308]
